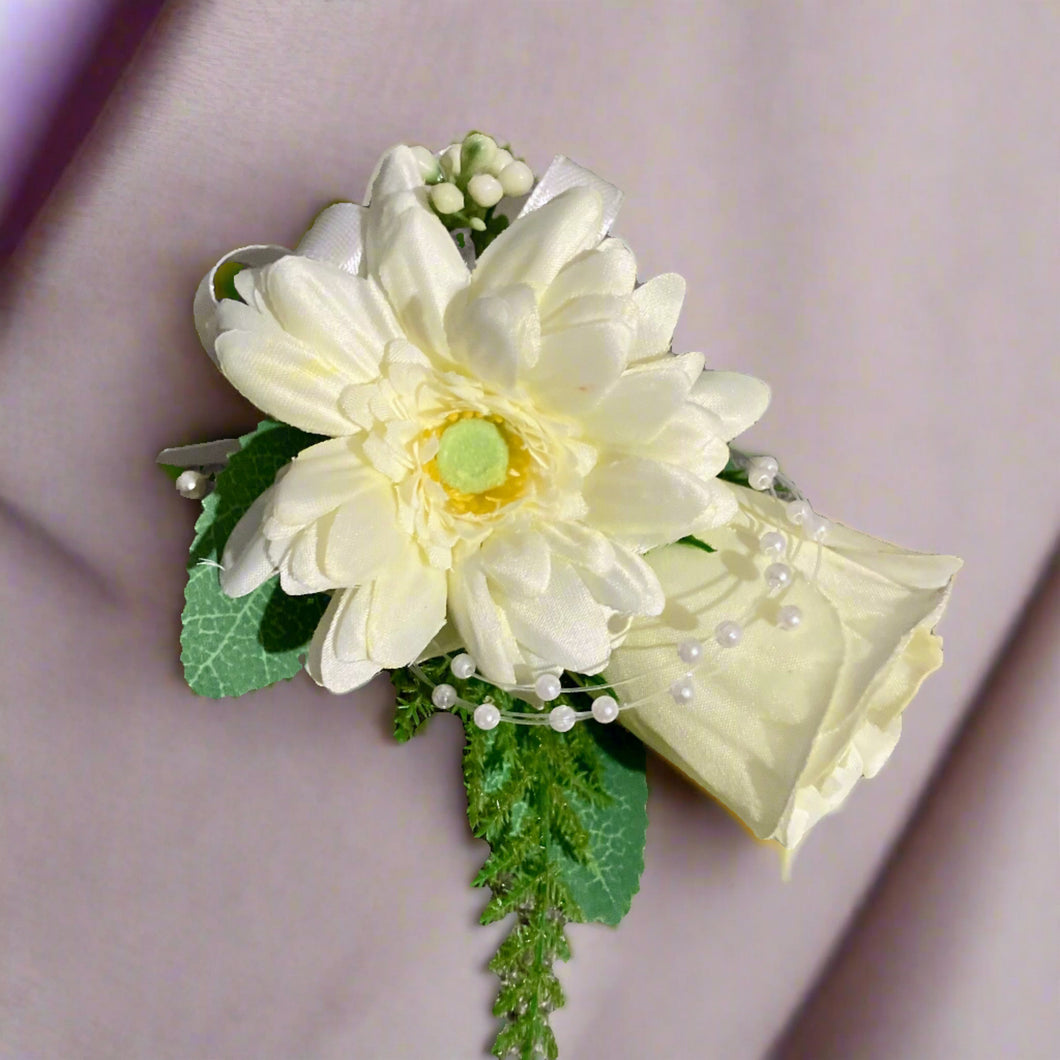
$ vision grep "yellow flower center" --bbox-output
[425,411,533,516]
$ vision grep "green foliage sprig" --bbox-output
[393,661,647,1060]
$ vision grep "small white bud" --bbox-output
[461,132,497,174]
[409,145,441,182]
[468,216,487,231]
[488,147,514,176]
[468,173,503,208]
[440,144,462,178]
[499,160,534,197]
[429,182,464,215]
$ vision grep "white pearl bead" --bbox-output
[670,676,695,704]
[591,695,620,724]
[759,531,786,556]
[764,562,793,590]
[715,620,743,648]
[752,455,779,476]
[807,515,831,541]
[786,499,813,526]
[175,469,208,500]
[429,182,464,214]
[499,160,534,197]
[549,705,577,732]
[432,683,458,709]
[535,673,562,702]
[468,173,503,208]
[473,703,501,730]
[677,639,703,665]
[776,604,803,630]
[748,467,775,491]
[450,653,477,680]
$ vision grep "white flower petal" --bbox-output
[320,488,404,587]
[539,521,615,576]
[540,293,632,334]
[540,238,637,320]
[306,588,381,693]
[258,256,401,380]
[543,522,663,615]
[478,528,553,597]
[629,273,686,362]
[266,438,379,531]
[689,370,772,441]
[417,621,466,662]
[448,557,522,686]
[214,257,401,436]
[295,202,365,274]
[580,547,664,616]
[364,144,423,203]
[584,457,720,549]
[503,561,613,674]
[471,186,603,297]
[687,478,740,533]
[639,403,731,481]
[363,147,469,359]
[214,312,357,438]
[195,244,289,366]
[530,319,633,414]
[581,354,703,447]
[364,544,447,667]
[220,488,277,597]
[446,284,540,390]
[278,523,334,595]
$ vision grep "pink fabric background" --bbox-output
[2,2,1057,1057]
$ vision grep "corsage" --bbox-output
[160,133,960,1059]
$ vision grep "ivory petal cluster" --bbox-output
[208,145,770,690]
[605,487,961,850]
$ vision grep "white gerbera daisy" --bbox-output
[207,145,770,691]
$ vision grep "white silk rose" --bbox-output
[204,146,770,691]
[605,486,961,850]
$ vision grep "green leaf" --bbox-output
[392,660,649,1058]
[180,420,328,697]
[675,535,716,554]
[212,260,247,303]
[554,724,647,925]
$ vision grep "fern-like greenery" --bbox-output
[392,659,645,1060]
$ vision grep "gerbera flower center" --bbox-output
[424,411,534,516]
[437,417,509,494]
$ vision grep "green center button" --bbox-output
[436,418,510,494]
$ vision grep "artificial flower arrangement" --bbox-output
[160,133,960,1060]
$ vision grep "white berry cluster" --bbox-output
[412,132,534,232]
